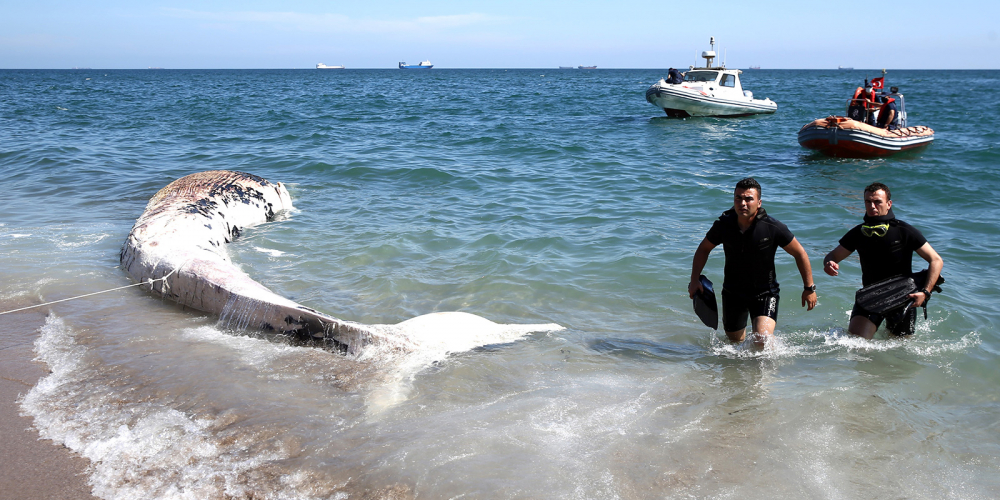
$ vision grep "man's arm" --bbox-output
[688,238,717,298]
[823,245,853,276]
[909,242,943,307]
[883,109,895,128]
[782,237,817,310]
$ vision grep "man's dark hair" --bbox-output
[864,182,891,200]
[735,177,761,196]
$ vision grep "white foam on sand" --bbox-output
[20,316,288,500]
[19,311,566,496]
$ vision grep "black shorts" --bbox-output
[721,289,779,332]
[851,303,917,336]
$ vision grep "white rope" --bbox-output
[0,268,180,316]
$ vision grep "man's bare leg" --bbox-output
[725,316,776,347]
[848,315,878,339]
[750,316,776,348]
[725,328,746,343]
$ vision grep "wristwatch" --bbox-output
[921,289,932,299]
[804,284,817,292]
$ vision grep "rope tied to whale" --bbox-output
[0,267,182,316]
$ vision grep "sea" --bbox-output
[2,68,998,499]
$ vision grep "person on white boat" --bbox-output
[666,68,684,84]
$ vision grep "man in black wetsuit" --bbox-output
[688,178,818,345]
[823,183,943,338]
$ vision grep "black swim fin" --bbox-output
[693,275,718,329]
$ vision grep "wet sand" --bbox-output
[0,307,97,500]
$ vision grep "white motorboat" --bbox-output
[645,37,777,118]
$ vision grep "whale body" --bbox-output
[120,170,561,356]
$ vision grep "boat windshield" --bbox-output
[684,71,719,82]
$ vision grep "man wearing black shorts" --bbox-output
[823,183,943,338]
[689,178,818,345]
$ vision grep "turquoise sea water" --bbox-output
[2,68,999,499]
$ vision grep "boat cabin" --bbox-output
[678,37,755,99]
[682,69,752,99]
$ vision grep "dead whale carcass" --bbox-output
[120,170,561,356]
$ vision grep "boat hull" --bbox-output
[798,117,934,158]
[645,82,777,117]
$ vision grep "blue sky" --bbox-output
[3,0,997,69]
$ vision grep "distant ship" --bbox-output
[316,63,345,69]
[748,65,761,70]
[558,66,574,69]
[839,65,854,70]
[399,60,433,69]
[578,65,597,69]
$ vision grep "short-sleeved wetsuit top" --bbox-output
[705,208,795,295]
[839,210,927,286]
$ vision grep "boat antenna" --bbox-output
[703,36,717,68]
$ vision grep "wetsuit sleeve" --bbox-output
[775,220,794,247]
[705,219,725,246]
[900,222,928,250]
[839,226,861,252]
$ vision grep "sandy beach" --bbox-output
[0,306,96,500]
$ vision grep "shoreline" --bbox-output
[0,307,97,500]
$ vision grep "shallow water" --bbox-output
[2,68,999,498]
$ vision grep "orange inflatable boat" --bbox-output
[798,116,934,157]
[799,79,934,157]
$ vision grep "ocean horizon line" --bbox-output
[3,67,997,71]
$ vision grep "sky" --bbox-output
[2,0,998,69]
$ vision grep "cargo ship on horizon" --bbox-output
[399,60,433,69]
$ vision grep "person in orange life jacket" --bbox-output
[688,178,818,346]
[666,68,684,84]
[822,183,943,339]
[848,85,878,124]
[860,85,878,125]
[876,97,898,130]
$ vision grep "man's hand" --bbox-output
[908,290,928,308]
[824,260,839,276]
[823,246,852,277]
[802,290,817,310]
[688,279,704,299]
